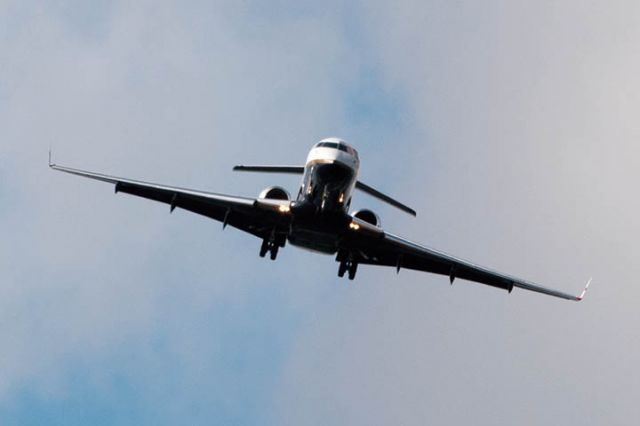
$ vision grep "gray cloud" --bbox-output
[1,1,638,424]
[0,0,378,415]
[272,2,640,425]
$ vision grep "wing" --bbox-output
[344,218,590,301]
[50,164,292,240]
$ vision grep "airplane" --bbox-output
[50,137,590,301]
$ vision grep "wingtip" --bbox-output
[576,277,592,301]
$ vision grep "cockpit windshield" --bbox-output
[315,141,357,156]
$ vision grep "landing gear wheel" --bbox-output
[259,239,269,258]
[338,261,348,278]
[270,245,279,261]
[348,262,358,280]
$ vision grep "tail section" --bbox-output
[355,181,417,217]
[233,165,304,174]
[234,165,417,217]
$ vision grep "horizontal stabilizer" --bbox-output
[232,165,416,216]
[356,181,417,217]
[233,165,304,174]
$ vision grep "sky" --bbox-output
[1,0,639,424]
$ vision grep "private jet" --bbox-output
[50,137,589,301]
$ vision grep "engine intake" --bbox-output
[352,209,381,227]
[259,186,290,201]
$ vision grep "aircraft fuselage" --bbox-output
[287,138,360,254]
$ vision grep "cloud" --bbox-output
[271,1,640,425]
[1,1,639,425]
[0,1,403,423]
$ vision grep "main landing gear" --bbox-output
[259,232,285,261]
[337,253,358,280]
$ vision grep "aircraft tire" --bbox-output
[259,240,269,258]
[338,261,347,277]
[270,245,279,261]
[348,263,358,280]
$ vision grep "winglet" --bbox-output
[48,146,54,167]
[577,277,592,301]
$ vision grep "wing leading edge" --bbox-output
[50,164,292,240]
[347,230,590,301]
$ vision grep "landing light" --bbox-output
[349,222,360,231]
[278,205,290,213]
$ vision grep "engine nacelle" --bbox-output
[259,186,290,201]
[352,209,381,227]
